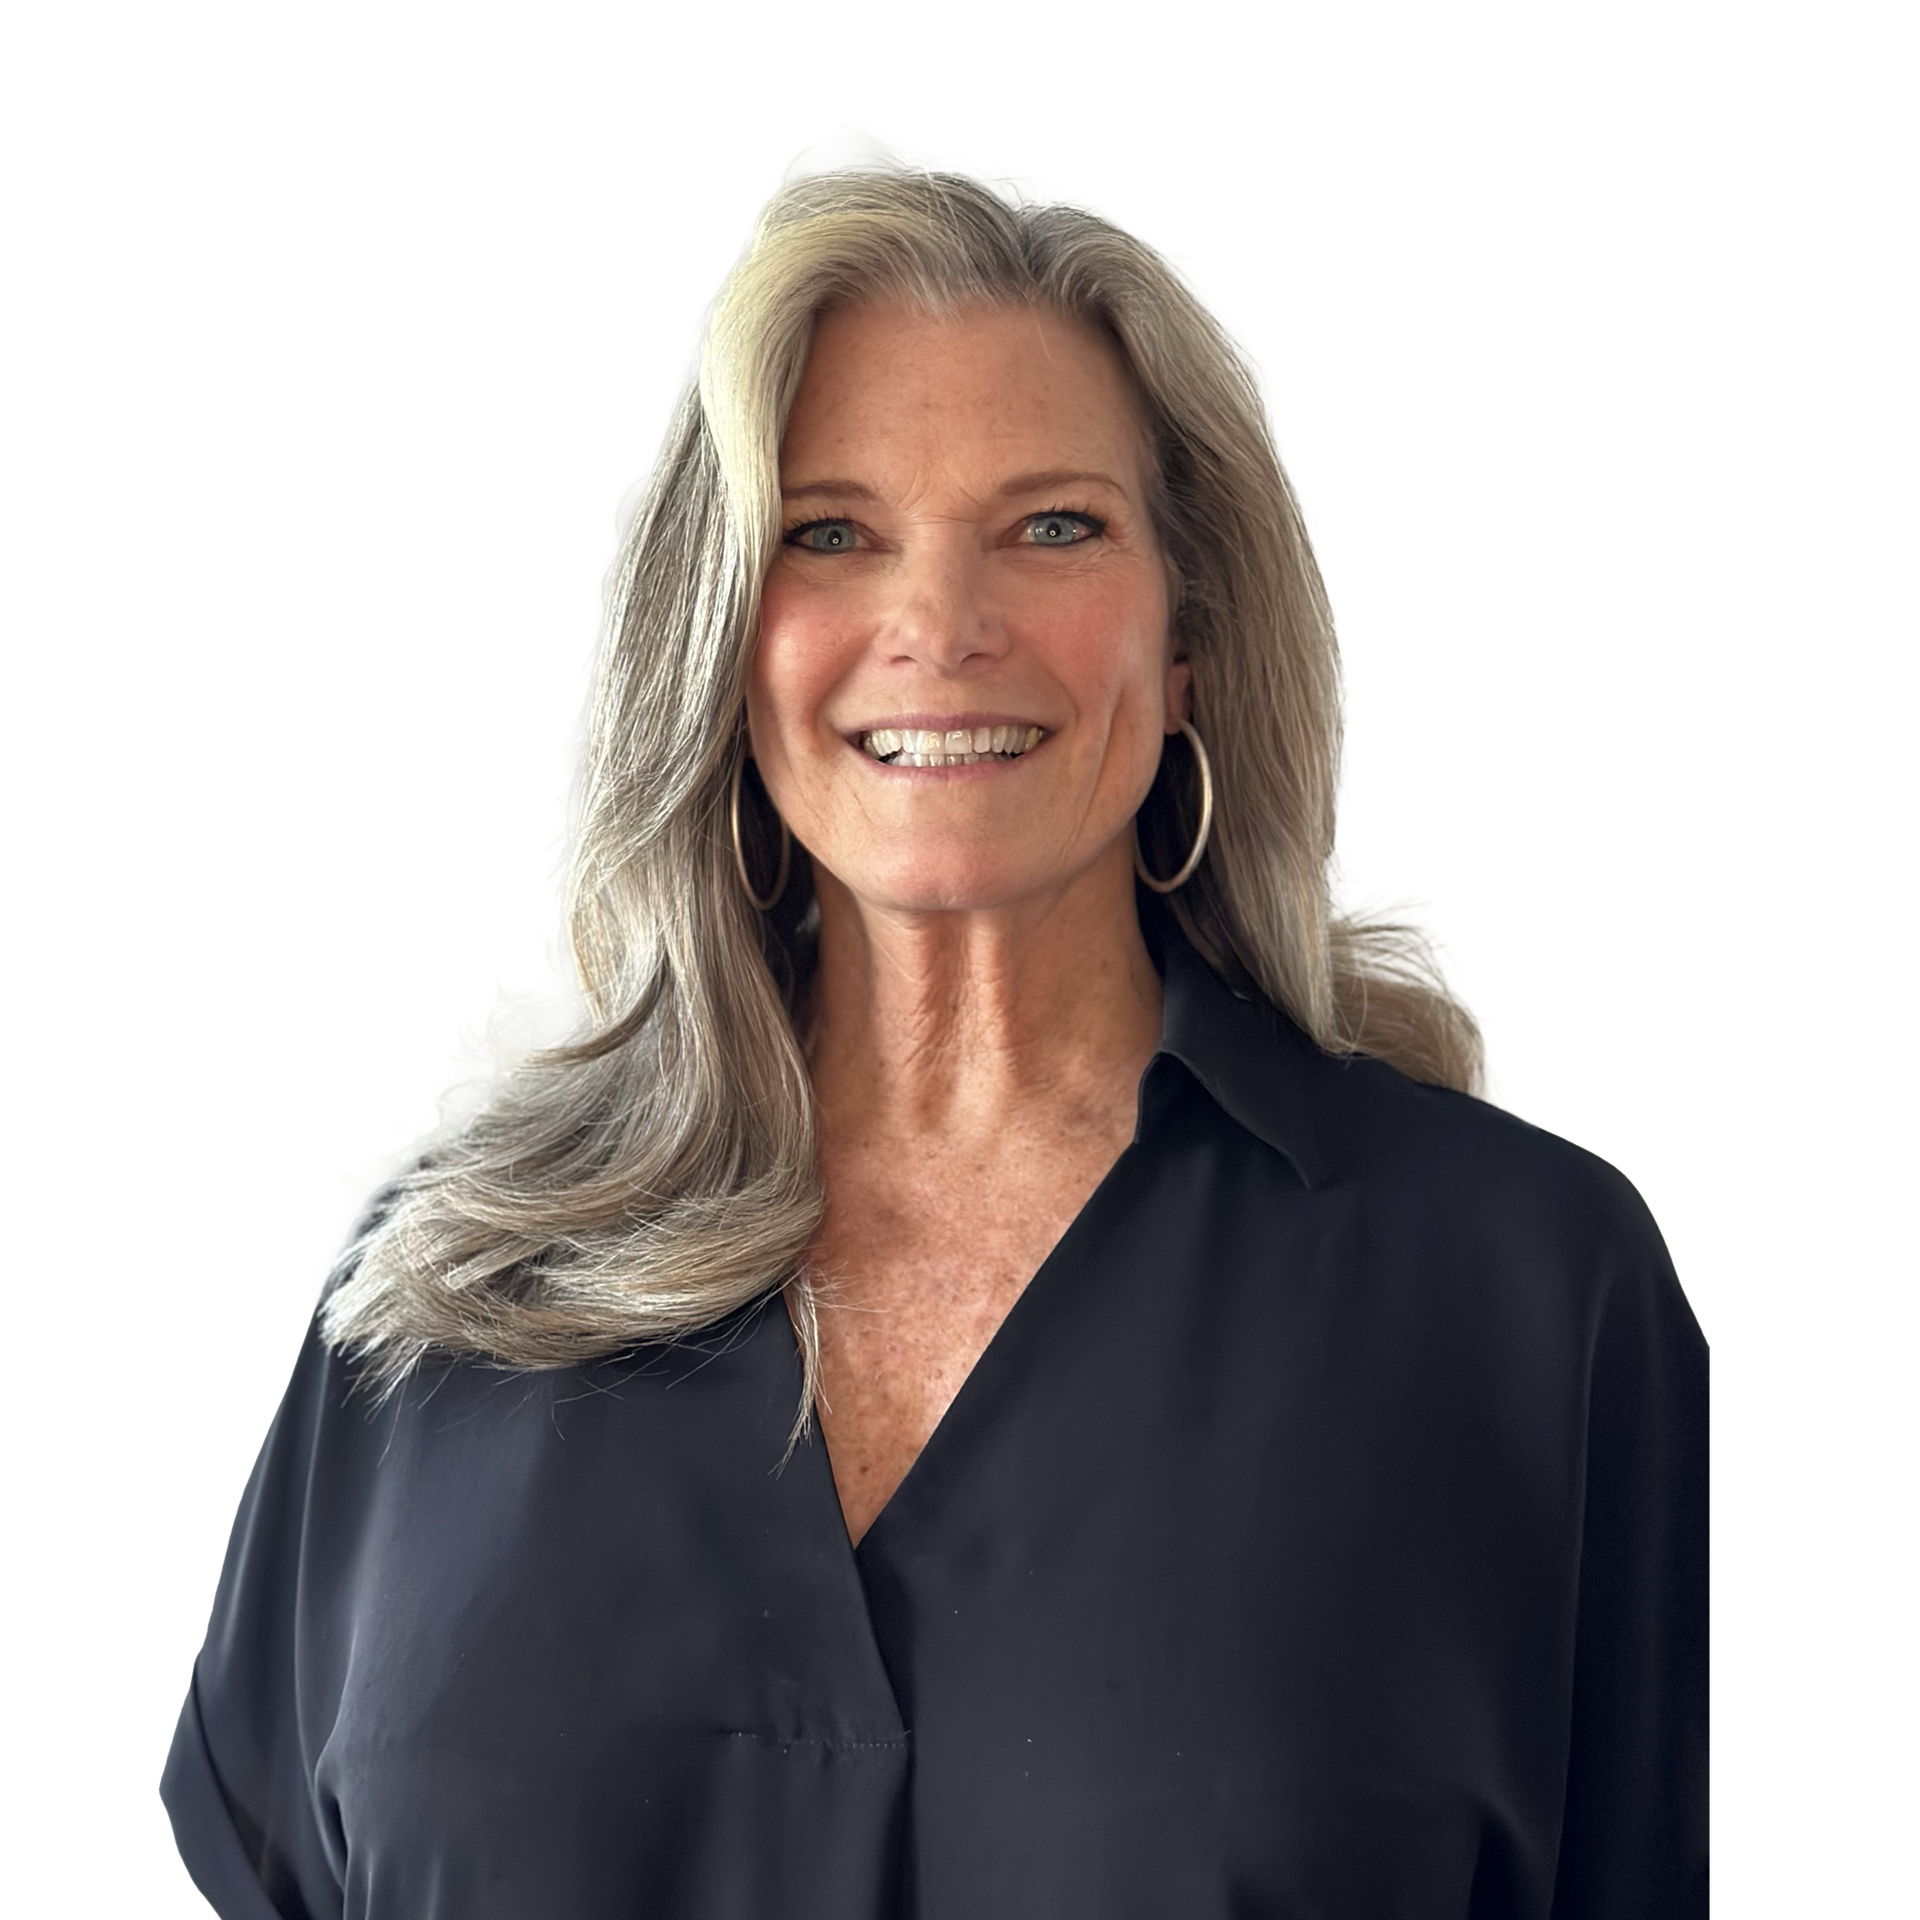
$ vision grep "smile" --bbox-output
[860,725,1046,768]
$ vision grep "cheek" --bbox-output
[1036,570,1170,721]
[747,587,842,762]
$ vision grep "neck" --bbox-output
[804,837,1164,1143]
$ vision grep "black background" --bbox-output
[149,105,1728,1904]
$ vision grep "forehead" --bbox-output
[780,298,1151,491]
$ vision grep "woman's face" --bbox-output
[748,299,1187,918]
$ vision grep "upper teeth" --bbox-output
[862,725,1045,766]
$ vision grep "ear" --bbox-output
[1164,653,1193,730]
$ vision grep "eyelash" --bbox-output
[780,506,1109,549]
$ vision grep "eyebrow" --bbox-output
[780,468,1133,504]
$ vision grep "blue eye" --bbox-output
[1025,511,1101,546]
[787,520,856,552]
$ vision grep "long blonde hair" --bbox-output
[323,170,1482,1396]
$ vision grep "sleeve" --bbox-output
[161,1321,346,1920]
[157,1297,345,1912]
[1550,1231,1709,1919]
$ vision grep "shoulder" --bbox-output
[1291,1041,1694,1336]
[1310,1041,1647,1218]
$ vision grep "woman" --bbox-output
[163,171,1706,1918]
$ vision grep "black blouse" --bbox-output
[163,931,1707,1918]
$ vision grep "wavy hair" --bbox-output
[323,169,1482,1399]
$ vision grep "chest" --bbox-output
[806,1114,1132,1539]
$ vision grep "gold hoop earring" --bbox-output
[1133,720,1214,895]
[730,753,791,911]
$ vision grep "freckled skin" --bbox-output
[803,915,1165,1542]
[750,300,1190,1543]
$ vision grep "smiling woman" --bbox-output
[754,299,1194,1534]
[163,171,1706,1919]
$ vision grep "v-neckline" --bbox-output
[790,1124,1149,1566]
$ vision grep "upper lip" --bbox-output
[845,712,1052,740]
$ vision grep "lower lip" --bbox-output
[856,744,1043,778]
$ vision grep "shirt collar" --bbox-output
[1153,925,1327,1190]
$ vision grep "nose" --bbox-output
[877,537,1010,674]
